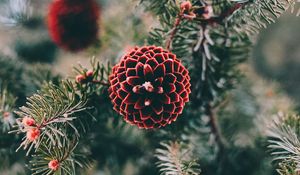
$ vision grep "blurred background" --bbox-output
[0,0,299,174]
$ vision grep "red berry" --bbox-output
[47,0,100,52]
[108,46,191,129]
[48,159,60,171]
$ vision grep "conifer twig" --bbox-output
[91,80,110,86]
[166,10,184,50]
[155,141,201,175]
[216,2,248,22]
[205,2,249,25]
[166,1,195,50]
[205,103,227,154]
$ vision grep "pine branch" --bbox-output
[145,0,298,98]
[73,57,111,95]
[190,26,251,105]
[155,141,201,175]
[267,113,300,174]
[141,0,179,25]
[145,0,251,105]
[204,1,249,25]
[2,0,297,174]
[228,0,300,36]
[277,162,299,175]
[0,54,60,106]
[8,58,112,174]
[30,136,92,175]
[0,0,32,27]
[13,81,88,155]
[0,85,16,132]
[205,103,227,154]
[25,63,61,91]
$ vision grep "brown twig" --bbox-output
[213,95,232,111]
[205,103,228,154]
[205,2,249,25]
[165,11,184,50]
[166,2,247,50]
[91,80,110,86]
[199,3,249,151]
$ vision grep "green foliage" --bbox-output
[143,0,298,174]
[14,81,88,155]
[0,0,299,174]
[145,0,252,106]
[142,0,179,25]
[190,29,251,105]
[155,141,201,175]
[0,85,16,132]
[0,55,29,104]
[73,59,148,174]
[277,162,299,175]
[30,137,92,175]
[14,39,58,63]
[73,58,111,97]
[0,83,26,173]
[0,55,60,106]
[25,64,61,90]
[146,0,192,58]
[267,113,300,174]
[201,139,274,175]
[229,0,300,36]
[0,0,32,27]
[10,58,113,174]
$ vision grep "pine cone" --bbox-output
[47,0,100,52]
[109,46,191,129]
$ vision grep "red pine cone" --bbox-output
[47,0,100,52]
[109,46,191,129]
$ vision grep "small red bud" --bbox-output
[48,159,60,171]
[203,5,213,19]
[86,70,94,77]
[3,112,11,118]
[76,74,85,83]
[180,1,192,11]
[22,116,36,126]
[26,128,40,142]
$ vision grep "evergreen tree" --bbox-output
[0,0,299,174]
